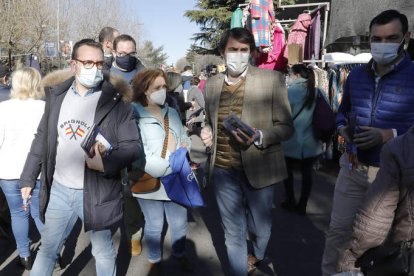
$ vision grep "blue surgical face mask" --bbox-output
[77,66,103,88]
[370,39,405,65]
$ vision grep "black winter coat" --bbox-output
[20,70,142,231]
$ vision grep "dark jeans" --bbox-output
[213,167,275,276]
[283,157,316,208]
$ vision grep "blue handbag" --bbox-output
[160,147,205,208]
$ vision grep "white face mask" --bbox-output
[148,89,166,106]
[225,52,250,76]
[370,39,404,65]
[77,66,103,88]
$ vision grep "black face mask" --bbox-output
[116,55,136,72]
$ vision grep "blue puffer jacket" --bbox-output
[130,103,191,177]
[336,52,414,166]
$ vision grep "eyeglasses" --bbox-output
[115,51,137,58]
[74,59,105,69]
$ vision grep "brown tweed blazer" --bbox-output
[204,65,293,189]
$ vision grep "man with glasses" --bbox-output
[110,34,145,84]
[322,10,414,276]
[20,39,142,276]
[109,33,146,258]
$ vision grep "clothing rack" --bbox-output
[276,0,330,65]
[277,1,330,10]
[276,19,296,23]
[307,5,325,15]
[303,59,324,63]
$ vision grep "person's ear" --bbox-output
[105,40,111,49]
[404,32,411,45]
[70,60,77,75]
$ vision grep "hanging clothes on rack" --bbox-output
[249,0,275,50]
[283,13,312,62]
[317,68,329,99]
[304,10,321,60]
[242,4,251,29]
[306,63,363,112]
[231,7,243,29]
[254,23,287,71]
[303,62,367,161]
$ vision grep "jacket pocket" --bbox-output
[94,197,122,226]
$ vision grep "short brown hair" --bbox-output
[98,27,118,43]
[218,28,256,54]
[71,39,103,60]
[113,34,136,51]
[190,77,200,86]
[132,69,167,106]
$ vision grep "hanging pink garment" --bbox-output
[255,23,287,71]
[283,13,311,59]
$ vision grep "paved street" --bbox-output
[0,163,337,276]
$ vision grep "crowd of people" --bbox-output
[0,8,414,276]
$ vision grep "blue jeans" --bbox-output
[213,167,275,276]
[30,181,116,276]
[138,198,188,263]
[0,179,43,257]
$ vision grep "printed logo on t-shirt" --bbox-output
[59,120,92,140]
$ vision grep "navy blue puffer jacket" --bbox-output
[336,52,414,166]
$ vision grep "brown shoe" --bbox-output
[147,262,162,276]
[247,255,260,275]
[131,239,142,256]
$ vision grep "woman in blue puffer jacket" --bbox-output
[129,69,192,275]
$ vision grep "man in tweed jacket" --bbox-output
[201,28,293,276]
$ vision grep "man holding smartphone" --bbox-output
[200,28,293,276]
